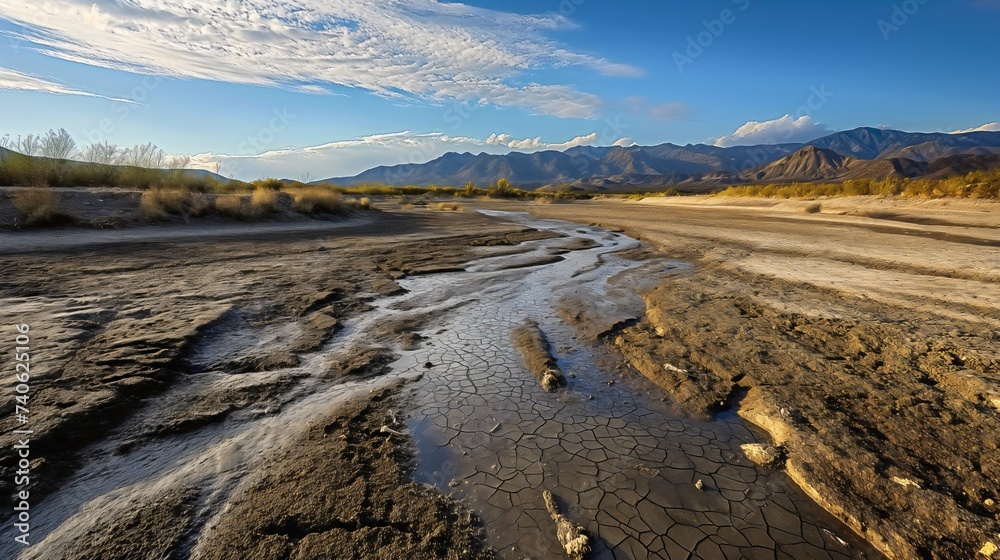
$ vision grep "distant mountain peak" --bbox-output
[317,127,1000,190]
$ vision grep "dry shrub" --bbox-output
[404,203,415,209]
[140,189,209,220]
[804,202,822,214]
[10,187,70,226]
[214,194,250,218]
[289,187,345,214]
[437,202,463,211]
[250,188,279,214]
[358,196,372,210]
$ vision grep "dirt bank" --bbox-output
[487,197,1000,560]
[0,210,554,558]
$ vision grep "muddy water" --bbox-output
[4,211,880,559]
[389,211,880,559]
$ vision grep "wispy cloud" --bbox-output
[0,65,135,102]
[623,97,692,121]
[0,0,639,118]
[188,130,606,180]
[950,122,1000,134]
[713,115,832,147]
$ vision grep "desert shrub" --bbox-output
[288,187,345,214]
[252,177,285,191]
[214,194,253,218]
[9,187,71,226]
[712,173,1000,200]
[487,178,520,198]
[357,196,372,210]
[250,188,279,214]
[437,202,463,211]
[120,166,165,189]
[0,153,45,186]
[140,189,209,220]
[804,202,822,214]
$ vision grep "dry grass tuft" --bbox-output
[140,189,209,220]
[288,187,345,214]
[804,202,822,214]
[10,187,71,226]
[437,202,463,212]
[214,194,251,218]
[358,196,372,210]
[250,188,279,214]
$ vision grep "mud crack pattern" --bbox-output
[380,212,880,559]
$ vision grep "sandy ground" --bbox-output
[478,196,1000,560]
[1,195,997,559]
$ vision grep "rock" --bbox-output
[695,479,704,491]
[740,443,786,468]
[980,541,998,558]
[891,476,922,489]
[542,490,591,560]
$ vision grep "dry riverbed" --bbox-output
[0,195,996,559]
[485,195,1000,560]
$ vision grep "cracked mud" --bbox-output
[0,205,907,559]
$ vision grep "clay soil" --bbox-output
[490,196,1000,560]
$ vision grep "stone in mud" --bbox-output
[542,490,590,560]
[511,320,566,392]
[741,443,786,468]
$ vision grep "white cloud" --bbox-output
[612,137,637,147]
[485,132,598,150]
[950,122,1000,134]
[0,0,640,118]
[713,115,832,147]
[0,65,135,102]
[190,130,604,180]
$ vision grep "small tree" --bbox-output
[40,128,78,160]
[488,177,516,198]
[38,128,79,186]
[81,141,124,186]
[124,142,165,169]
[17,134,41,156]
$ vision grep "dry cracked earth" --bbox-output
[0,197,996,559]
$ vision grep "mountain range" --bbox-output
[320,127,1000,192]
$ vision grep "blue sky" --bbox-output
[0,0,997,180]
